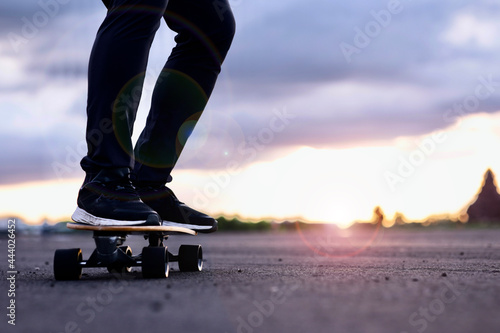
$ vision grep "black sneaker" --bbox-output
[72,168,160,226]
[135,184,217,233]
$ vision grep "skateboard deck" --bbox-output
[66,223,197,235]
[54,222,203,281]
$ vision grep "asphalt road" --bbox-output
[1,226,500,333]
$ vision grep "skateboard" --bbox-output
[53,223,203,280]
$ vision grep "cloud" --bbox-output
[219,0,500,135]
[0,130,85,185]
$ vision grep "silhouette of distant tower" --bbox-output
[466,169,500,224]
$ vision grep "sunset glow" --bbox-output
[2,111,499,227]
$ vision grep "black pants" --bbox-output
[80,0,235,185]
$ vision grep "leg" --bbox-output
[74,0,169,226]
[131,0,235,232]
[132,0,236,184]
[80,0,168,181]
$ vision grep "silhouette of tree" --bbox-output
[466,169,500,224]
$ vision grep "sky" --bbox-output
[1,0,500,227]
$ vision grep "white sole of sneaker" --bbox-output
[161,220,213,231]
[72,207,157,226]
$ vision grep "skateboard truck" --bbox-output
[145,231,164,247]
[84,232,136,272]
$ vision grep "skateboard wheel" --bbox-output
[142,247,169,278]
[178,245,203,272]
[54,248,83,280]
[107,246,133,274]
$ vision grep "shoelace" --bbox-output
[90,179,140,199]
